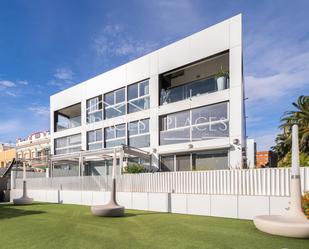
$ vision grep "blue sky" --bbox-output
[0,0,309,150]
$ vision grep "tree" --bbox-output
[272,95,309,166]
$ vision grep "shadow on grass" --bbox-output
[0,203,46,219]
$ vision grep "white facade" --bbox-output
[246,138,256,168]
[50,14,245,172]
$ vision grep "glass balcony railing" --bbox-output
[160,76,228,105]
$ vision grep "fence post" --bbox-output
[10,170,16,189]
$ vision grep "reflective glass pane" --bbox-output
[176,154,191,171]
[193,151,228,170]
[192,121,229,141]
[87,131,95,143]
[192,102,228,125]
[115,88,125,103]
[105,138,126,148]
[87,111,102,123]
[140,80,149,96]
[69,134,81,145]
[161,155,174,172]
[160,128,190,145]
[128,96,150,113]
[128,83,138,100]
[128,121,139,136]
[105,127,115,140]
[88,142,103,150]
[166,110,190,129]
[104,92,114,106]
[139,119,149,134]
[105,104,126,119]
[129,134,150,148]
[116,124,126,138]
[96,129,103,141]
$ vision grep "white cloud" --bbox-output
[28,105,50,117]
[54,68,74,81]
[49,68,75,90]
[93,24,160,59]
[17,80,29,85]
[0,80,16,88]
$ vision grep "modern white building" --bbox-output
[50,14,246,174]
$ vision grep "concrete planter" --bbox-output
[216,76,228,90]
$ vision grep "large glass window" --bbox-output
[160,155,174,172]
[176,154,191,171]
[104,88,126,119]
[87,96,102,123]
[192,151,228,170]
[54,134,82,155]
[54,103,81,132]
[160,150,228,172]
[159,102,229,145]
[128,80,150,113]
[87,129,103,150]
[128,118,150,148]
[159,52,229,105]
[104,124,126,148]
[160,110,191,145]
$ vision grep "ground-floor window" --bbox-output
[160,150,228,172]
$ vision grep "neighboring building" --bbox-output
[16,131,50,170]
[0,144,15,168]
[246,138,256,168]
[50,14,246,174]
[256,151,278,168]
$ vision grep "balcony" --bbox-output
[54,103,81,132]
[159,51,229,105]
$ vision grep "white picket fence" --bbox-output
[15,167,309,197]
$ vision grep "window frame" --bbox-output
[128,118,150,148]
[127,79,150,113]
[159,102,229,145]
[104,87,127,119]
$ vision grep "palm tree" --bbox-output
[272,95,309,162]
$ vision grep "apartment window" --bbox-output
[159,102,229,145]
[191,102,229,141]
[192,151,228,170]
[128,118,150,148]
[54,134,82,155]
[160,155,174,172]
[54,103,81,132]
[104,124,126,148]
[160,110,191,145]
[87,129,103,150]
[128,80,150,113]
[160,150,228,172]
[87,96,103,123]
[159,52,229,105]
[104,88,126,119]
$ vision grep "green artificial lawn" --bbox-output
[0,203,308,249]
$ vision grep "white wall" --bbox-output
[246,138,256,168]
[10,189,289,220]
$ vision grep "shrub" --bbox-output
[124,163,145,174]
[302,192,309,219]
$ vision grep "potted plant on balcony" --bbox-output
[215,66,229,91]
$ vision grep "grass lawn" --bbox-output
[0,203,308,249]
